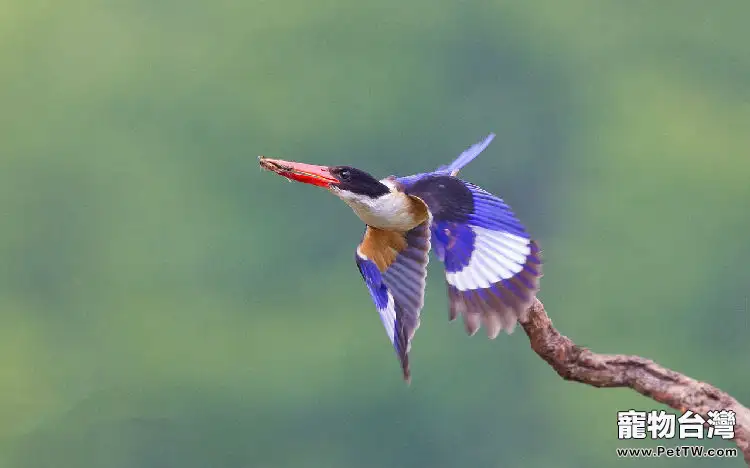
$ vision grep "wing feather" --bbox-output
[404,175,542,337]
[355,221,431,381]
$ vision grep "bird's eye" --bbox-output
[339,169,351,181]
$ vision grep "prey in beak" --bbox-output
[258,156,340,188]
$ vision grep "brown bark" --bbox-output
[519,297,750,465]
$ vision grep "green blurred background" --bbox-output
[1,0,748,466]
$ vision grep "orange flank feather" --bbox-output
[359,228,410,272]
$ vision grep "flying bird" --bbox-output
[259,134,542,382]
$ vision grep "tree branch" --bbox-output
[519,297,750,464]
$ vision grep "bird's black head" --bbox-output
[329,165,390,198]
[258,157,392,199]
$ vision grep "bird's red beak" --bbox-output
[258,157,340,188]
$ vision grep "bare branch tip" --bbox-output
[520,297,750,463]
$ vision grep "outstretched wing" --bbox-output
[395,134,495,187]
[435,133,495,175]
[355,221,431,381]
[404,175,542,338]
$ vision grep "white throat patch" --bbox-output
[333,179,419,231]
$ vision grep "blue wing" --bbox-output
[435,133,495,175]
[395,133,495,187]
[355,222,431,381]
[395,135,542,338]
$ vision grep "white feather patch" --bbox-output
[336,183,416,231]
[445,226,531,291]
[378,292,397,344]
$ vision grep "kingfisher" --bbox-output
[259,134,542,382]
